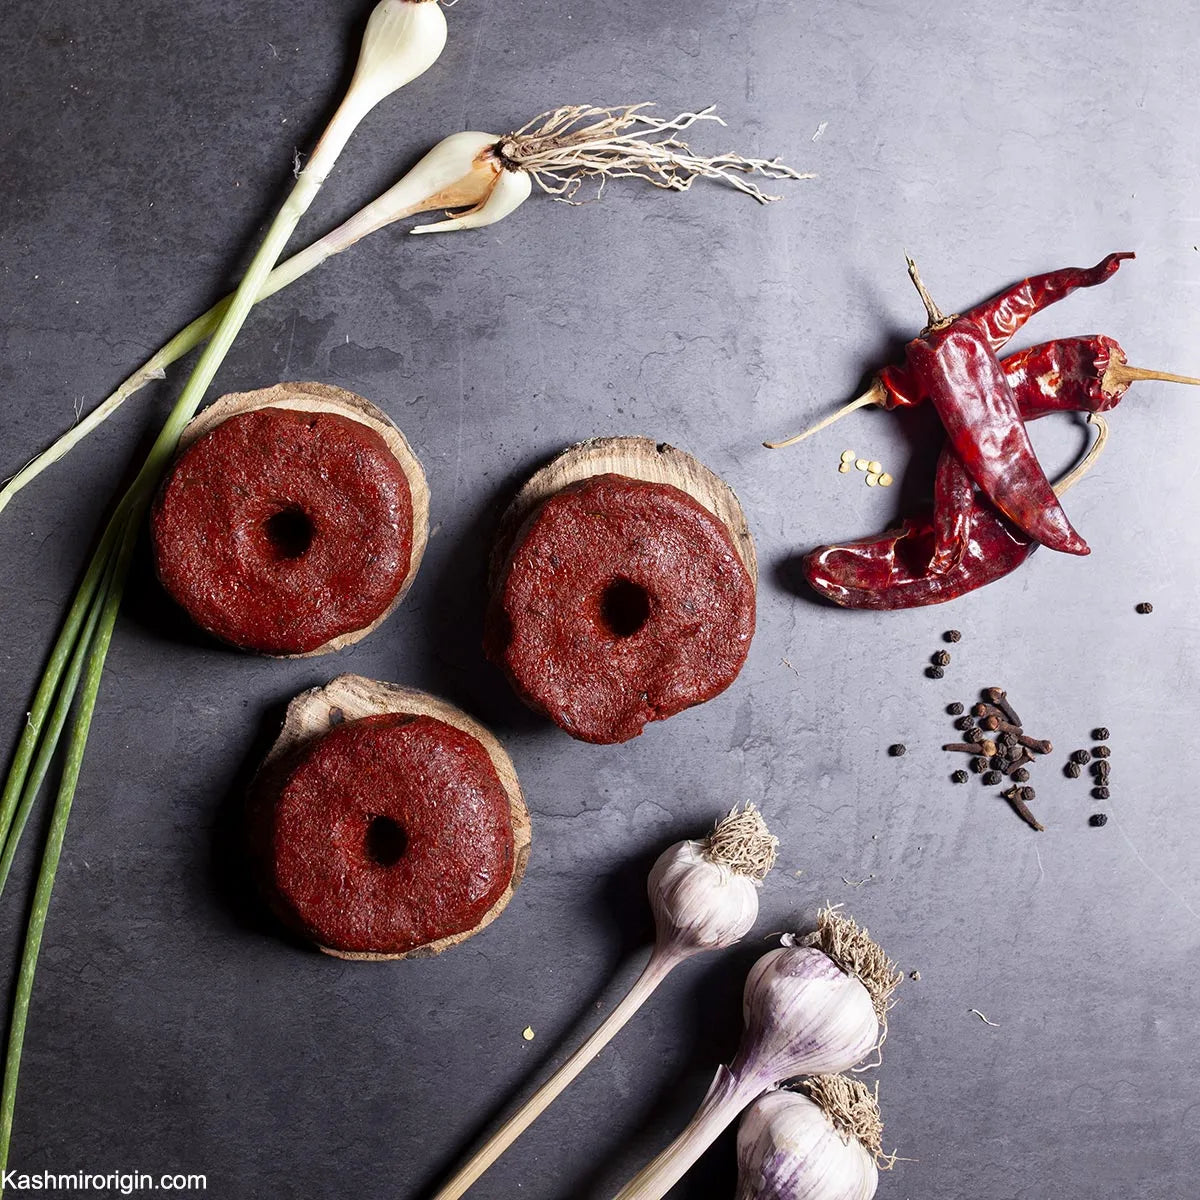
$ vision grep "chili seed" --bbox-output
[947,702,965,716]
[840,449,856,463]
[1065,761,1081,779]
[867,460,882,474]
[1093,745,1111,759]
[865,473,879,487]
[838,462,852,474]
[1092,727,1110,741]
[1135,602,1153,614]
[1011,767,1030,783]
[889,744,906,757]
[983,771,1002,785]
[1093,786,1110,800]
[1089,813,1109,827]
[927,666,945,679]
[855,458,869,471]
[932,650,951,667]
[951,770,969,784]
[1070,750,1090,765]
[944,630,962,643]
[971,756,988,773]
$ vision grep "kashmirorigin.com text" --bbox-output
[2,1171,206,1195]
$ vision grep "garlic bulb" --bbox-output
[648,806,775,955]
[431,806,777,1200]
[736,947,879,1082]
[736,1089,878,1200]
[614,912,900,1200]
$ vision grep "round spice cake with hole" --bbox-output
[250,675,531,959]
[151,382,429,656]
[485,437,757,745]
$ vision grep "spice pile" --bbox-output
[1066,729,1114,825]
[941,687,1052,831]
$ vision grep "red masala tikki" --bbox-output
[152,406,414,655]
[487,473,756,744]
[261,713,516,956]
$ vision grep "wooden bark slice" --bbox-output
[176,381,429,657]
[253,674,531,962]
[489,436,757,589]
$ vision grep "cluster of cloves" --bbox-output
[1066,728,1113,826]
[943,688,1052,831]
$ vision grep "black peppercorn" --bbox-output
[1089,813,1109,827]
[990,755,1008,770]
[1020,786,1036,802]
[1070,749,1090,765]
[964,725,984,744]
[1093,786,1110,800]
[1011,767,1030,783]
[944,629,962,643]
[1136,602,1153,614]
[1001,732,1019,749]
[1093,745,1111,759]
[955,715,973,731]
[971,756,988,773]
[889,743,906,757]
[1065,761,1081,779]
[926,666,945,679]
[1092,727,1110,741]
[983,770,1002,785]
[932,650,951,667]
[947,702,965,716]
[951,770,969,784]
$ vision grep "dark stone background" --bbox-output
[2,1,1198,1196]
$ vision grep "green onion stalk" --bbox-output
[0,104,807,519]
[0,0,449,1181]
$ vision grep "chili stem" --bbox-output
[904,254,949,328]
[433,948,683,1200]
[1108,361,1200,389]
[0,524,128,1180]
[1053,414,1109,497]
[764,380,888,449]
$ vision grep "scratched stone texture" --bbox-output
[1,0,1199,1196]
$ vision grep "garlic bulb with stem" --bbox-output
[0,1,448,1180]
[736,1076,888,1200]
[431,805,778,1200]
[0,104,807,517]
[613,908,901,1200]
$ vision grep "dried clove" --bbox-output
[1018,734,1053,755]
[1003,785,1044,832]
[943,743,979,754]
[982,687,1022,727]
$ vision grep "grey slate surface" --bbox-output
[2,1,1199,1196]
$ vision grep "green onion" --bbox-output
[0,1,448,1183]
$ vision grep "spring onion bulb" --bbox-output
[736,1077,890,1200]
[1,104,806,516]
[432,805,778,1200]
[614,909,901,1200]
[0,3,448,1187]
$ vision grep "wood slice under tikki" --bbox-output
[178,381,430,657]
[253,675,531,962]
[489,436,757,589]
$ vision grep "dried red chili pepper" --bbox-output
[875,258,1088,555]
[967,253,1132,352]
[802,421,1106,610]
[803,338,1200,608]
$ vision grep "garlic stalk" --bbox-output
[613,909,900,1200]
[736,1077,888,1200]
[0,2,448,1184]
[431,805,778,1200]
[1,105,805,516]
